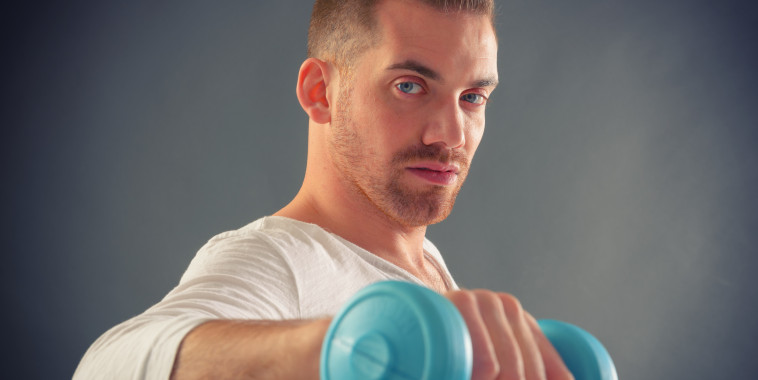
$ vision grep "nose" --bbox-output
[421,97,466,149]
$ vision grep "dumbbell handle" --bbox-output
[321,281,617,380]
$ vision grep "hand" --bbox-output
[445,290,575,380]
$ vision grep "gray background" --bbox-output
[4,1,757,379]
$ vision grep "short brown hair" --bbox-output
[307,0,495,74]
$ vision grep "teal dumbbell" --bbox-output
[321,281,617,380]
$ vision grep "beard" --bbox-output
[329,85,471,228]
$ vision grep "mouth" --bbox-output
[406,163,459,185]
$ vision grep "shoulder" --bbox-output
[182,216,340,278]
[197,216,327,255]
[171,217,330,319]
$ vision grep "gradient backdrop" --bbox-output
[4,1,757,378]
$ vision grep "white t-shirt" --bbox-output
[74,216,458,379]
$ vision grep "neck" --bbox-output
[276,179,429,267]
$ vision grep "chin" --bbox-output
[394,208,453,228]
[390,193,457,227]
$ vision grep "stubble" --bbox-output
[329,84,470,228]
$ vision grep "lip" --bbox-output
[406,162,460,185]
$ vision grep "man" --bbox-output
[75,0,574,379]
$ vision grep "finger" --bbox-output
[499,294,546,380]
[474,290,524,380]
[525,313,575,380]
[446,291,500,380]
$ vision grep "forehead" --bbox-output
[368,0,498,82]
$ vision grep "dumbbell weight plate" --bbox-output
[538,319,618,380]
[320,281,472,380]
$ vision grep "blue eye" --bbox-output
[461,93,485,104]
[396,81,424,94]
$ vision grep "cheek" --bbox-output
[464,117,486,157]
[361,92,419,145]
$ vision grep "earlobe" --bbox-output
[296,58,332,124]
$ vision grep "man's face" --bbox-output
[329,0,498,228]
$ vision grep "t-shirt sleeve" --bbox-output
[172,229,301,319]
[73,315,205,380]
[73,230,301,379]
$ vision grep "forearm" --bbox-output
[170,318,332,380]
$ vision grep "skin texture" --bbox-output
[171,1,574,379]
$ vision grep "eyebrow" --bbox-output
[386,59,498,89]
[473,77,499,88]
[386,60,441,81]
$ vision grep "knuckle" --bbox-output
[498,292,524,317]
[448,290,474,303]
[472,289,502,311]
[473,289,500,302]
[447,290,478,309]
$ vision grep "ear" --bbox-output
[296,57,333,124]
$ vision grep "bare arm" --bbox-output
[170,318,332,380]
[168,291,572,380]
